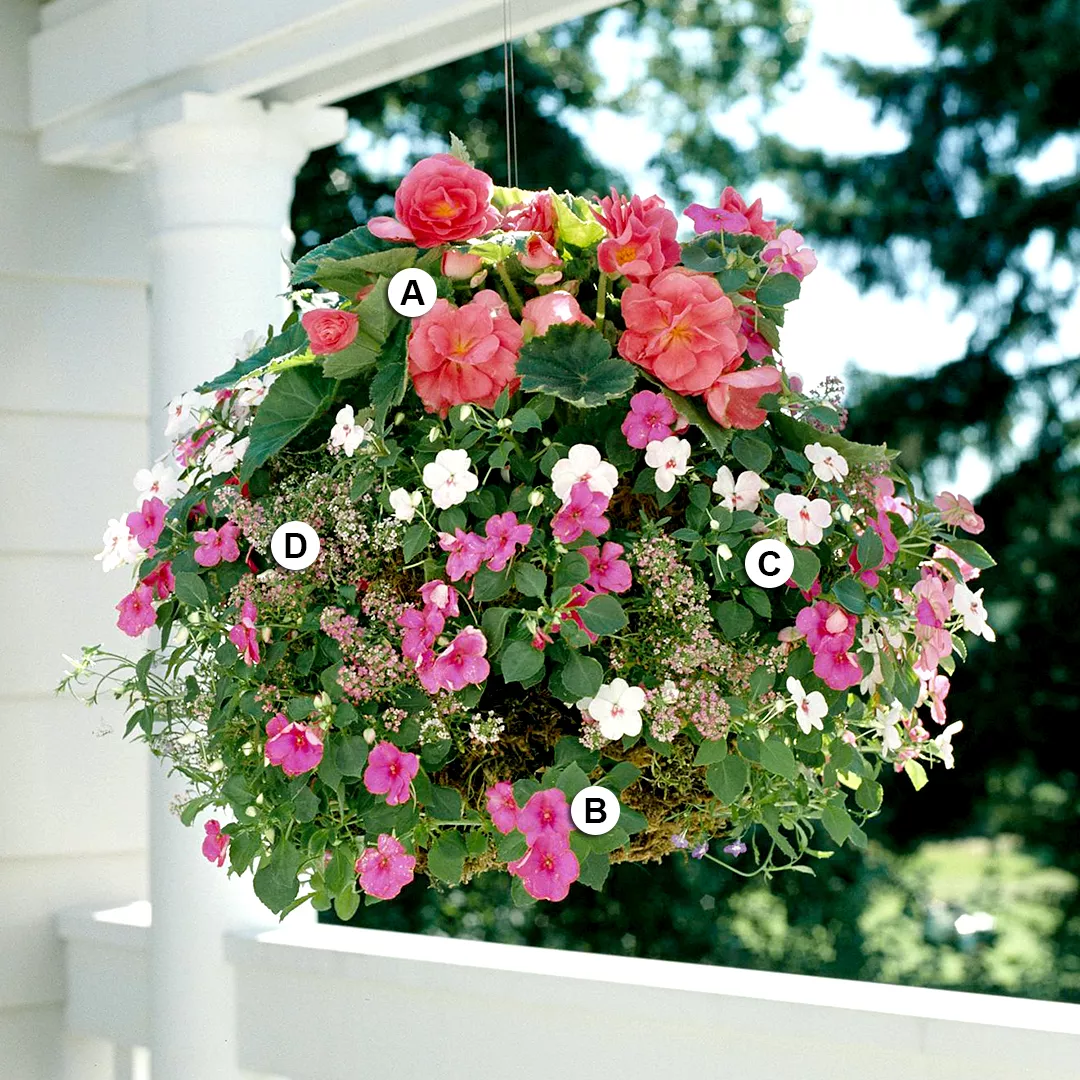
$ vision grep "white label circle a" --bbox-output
[270,521,321,571]
[388,268,437,317]
[570,785,620,836]
[744,538,795,589]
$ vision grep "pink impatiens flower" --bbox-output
[356,833,417,900]
[509,833,580,902]
[934,491,985,535]
[140,560,176,600]
[684,187,776,240]
[419,579,460,616]
[228,599,260,666]
[914,573,951,629]
[364,741,419,806]
[398,604,445,661]
[126,497,167,549]
[264,714,324,776]
[594,190,680,283]
[581,541,632,594]
[620,389,677,449]
[762,229,818,280]
[202,820,230,868]
[193,521,241,568]
[483,511,533,572]
[431,627,490,692]
[116,584,157,637]
[516,787,572,846]
[795,601,862,691]
[551,481,610,544]
[486,781,519,834]
[438,528,489,581]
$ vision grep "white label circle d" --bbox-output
[388,268,438,317]
[270,521,321,571]
[570,785,621,836]
[744,538,795,589]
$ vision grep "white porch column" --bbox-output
[143,92,347,1080]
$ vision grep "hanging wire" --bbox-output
[502,0,519,188]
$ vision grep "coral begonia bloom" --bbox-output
[264,718,323,776]
[126,497,167,549]
[621,389,677,449]
[619,268,745,395]
[116,584,157,637]
[356,833,416,900]
[703,365,782,429]
[684,187,777,240]
[483,511,533,572]
[301,309,359,355]
[368,153,499,248]
[594,190,680,275]
[551,481,610,544]
[408,292,523,417]
[486,781,519,834]
[431,627,490,692]
[193,521,241,567]
[501,190,557,242]
[364,741,419,806]
[520,291,592,338]
[509,833,580,902]
[202,820,230,867]
[580,541,632,594]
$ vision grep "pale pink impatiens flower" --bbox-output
[264,713,324,776]
[520,291,592,338]
[551,481,610,544]
[508,833,580,902]
[684,187,776,240]
[486,781,519,835]
[645,435,692,492]
[934,491,985,535]
[550,444,619,504]
[419,579,460,616]
[228,600,260,666]
[952,582,996,641]
[431,627,490,692]
[193,521,241,568]
[774,492,833,545]
[356,833,417,900]
[804,443,849,484]
[364,741,419,806]
[762,229,818,280]
[116,584,157,637]
[581,541,632,594]
[516,788,572,846]
[140,560,176,600]
[201,820,230,868]
[712,466,768,513]
[126,497,167,549]
[621,389,677,449]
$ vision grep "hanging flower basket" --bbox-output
[63,147,997,916]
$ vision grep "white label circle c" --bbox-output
[388,268,438,317]
[744,538,795,589]
[270,521,321,571]
[570,785,621,835]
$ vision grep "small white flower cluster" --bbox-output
[468,711,506,746]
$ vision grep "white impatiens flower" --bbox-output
[644,436,692,493]
[550,444,619,504]
[94,518,141,572]
[712,465,768,513]
[329,404,367,457]
[773,492,833,545]
[133,461,188,506]
[389,487,423,522]
[236,372,278,409]
[933,720,964,770]
[805,442,849,484]
[952,582,996,641]
[164,391,210,439]
[786,676,828,735]
[871,702,906,755]
[227,328,268,362]
[584,678,647,741]
[422,448,479,510]
[203,434,249,477]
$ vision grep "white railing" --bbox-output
[57,901,1080,1080]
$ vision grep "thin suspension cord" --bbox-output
[502,0,519,188]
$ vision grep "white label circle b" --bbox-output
[388,268,437,317]
[744,538,794,589]
[570,786,620,835]
[270,521,320,571]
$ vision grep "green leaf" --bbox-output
[173,572,208,608]
[856,778,884,812]
[579,594,627,636]
[941,537,996,570]
[556,762,590,802]
[369,322,409,432]
[517,323,636,407]
[551,193,607,248]
[197,321,308,392]
[496,830,528,862]
[324,846,353,895]
[655,383,733,456]
[253,842,303,914]
[319,338,379,380]
[292,785,319,823]
[894,662,922,710]
[560,652,603,699]
[619,806,648,834]
[694,739,729,765]
[333,735,369,777]
[772,412,895,469]
[732,433,772,473]
[706,756,749,804]
[514,563,547,598]
[472,566,511,602]
[554,552,590,589]
[554,736,599,772]
[511,407,542,433]
[601,762,640,792]
[240,366,335,482]
[743,588,771,619]
[576,851,611,891]
[481,607,512,656]
[424,785,462,821]
[755,272,802,307]
[715,600,753,639]
[832,578,867,614]
[759,736,796,781]
[448,131,474,165]
[402,522,432,562]
[427,832,467,884]
[790,548,820,591]
[290,224,394,287]
[500,640,545,683]
[904,759,928,791]
[333,888,360,922]
[857,528,885,571]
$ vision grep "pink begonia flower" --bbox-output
[438,528,489,581]
[431,627,490,692]
[621,390,677,449]
[580,542,632,594]
[762,229,818,280]
[508,833,580,902]
[441,249,484,279]
[265,716,323,776]
[551,481,610,544]
[502,190,557,242]
[703,364,782,429]
[933,543,981,582]
[934,491,985,534]
[364,741,419,806]
[419,579,460,616]
[140,560,176,601]
[516,788,572,846]
[356,833,416,900]
[368,153,499,248]
[116,584,157,637]
[594,190,680,283]
[408,291,523,417]
[738,306,774,361]
[301,308,359,355]
[619,268,745,395]
[520,291,593,338]
[398,604,445,661]
[126,497,167,549]
[486,781,519,835]
[193,521,241,568]
[774,492,833,546]
[684,187,776,240]
[519,233,563,272]
[202,820,230,868]
[483,511,533,572]
[228,599,260,666]
[914,573,951,629]
[795,601,862,690]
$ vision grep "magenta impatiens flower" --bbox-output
[581,542,632,594]
[356,833,417,900]
[431,627,490,691]
[516,787,572,847]
[509,833,580,902]
[264,714,323,776]
[364,741,419,806]
[551,481,610,544]
[228,599,260,666]
[438,528,488,581]
[620,389,677,449]
[418,579,460,616]
[116,584,157,637]
[795,601,861,691]
[202,820,230,867]
[483,511,533,572]
[684,187,776,240]
[126,497,167,549]
[486,781,519,834]
[140,560,175,600]
[934,491,985,535]
[397,604,445,661]
[193,521,241,567]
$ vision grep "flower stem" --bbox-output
[594,271,609,332]
[494,262,523,316]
